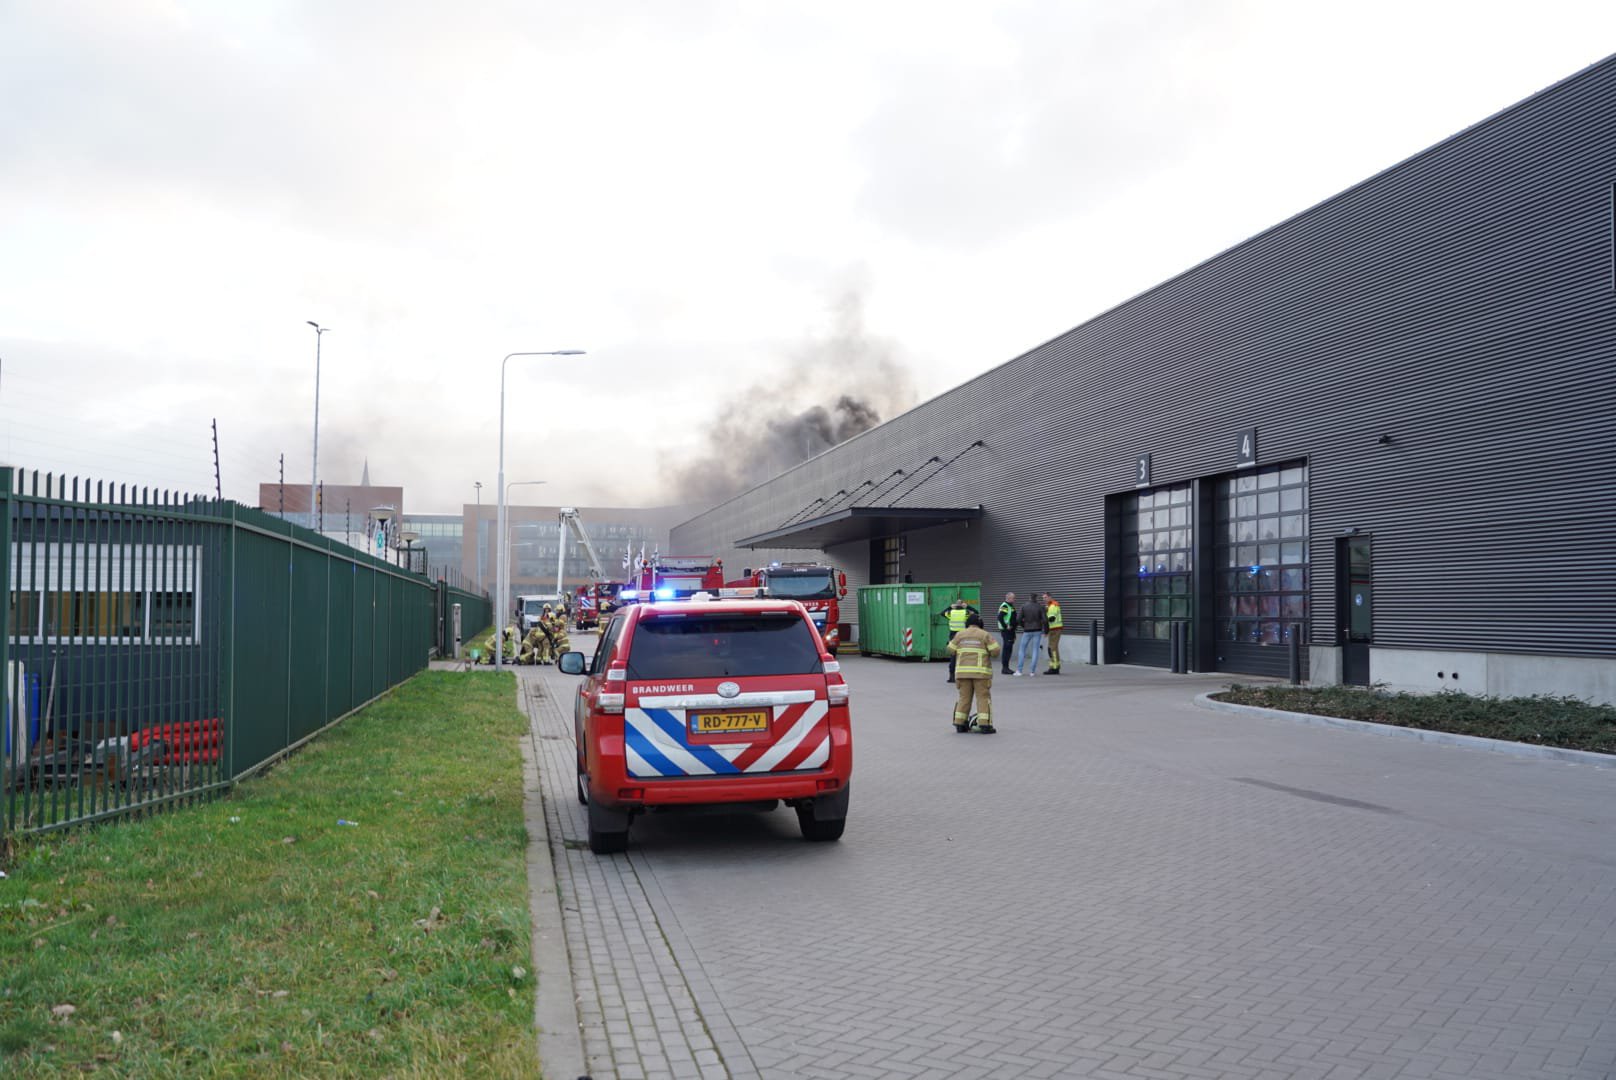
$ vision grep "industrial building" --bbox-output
[670,55,1616,703]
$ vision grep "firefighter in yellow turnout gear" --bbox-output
[520,625,551,665]
[947,612,1001,734]
[547,614,571,657]
[1045,594,1063,674]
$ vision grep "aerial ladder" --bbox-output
[556,507,611,596]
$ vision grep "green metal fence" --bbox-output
[2,468,488,839]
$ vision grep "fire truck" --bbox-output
[619,554,726,603]
[558,507,620,631]
[726,562,848,648]
[574,581,621,631]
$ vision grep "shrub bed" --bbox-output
[1212,684,1616,756]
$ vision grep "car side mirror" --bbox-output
[558,651,587,675]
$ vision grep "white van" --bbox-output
[518,593,566,632]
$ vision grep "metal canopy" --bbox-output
[736,505,983,550]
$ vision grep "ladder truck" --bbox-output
[557,508,617,630]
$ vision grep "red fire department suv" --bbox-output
[557,596,853,853]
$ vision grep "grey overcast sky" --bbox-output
[2,1,1613,514]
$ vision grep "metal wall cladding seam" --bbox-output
[672,58,1616,663]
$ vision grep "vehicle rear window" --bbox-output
[625,614,824,679]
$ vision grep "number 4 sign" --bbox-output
[1236,428,1258,467]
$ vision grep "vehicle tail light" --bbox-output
[816,778,840,791]
[599,692,625,714]
[605,665,625,683]
[827,682,849,706]
[822,660,840,673]
[617,787,644,800]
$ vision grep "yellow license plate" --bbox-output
[690,710,770,734]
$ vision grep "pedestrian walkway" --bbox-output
[517,667,741,1080]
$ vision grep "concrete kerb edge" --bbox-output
[1194,692,1616,770]
[515,677,589,1078]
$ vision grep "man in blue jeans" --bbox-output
[1012,591,1046,676]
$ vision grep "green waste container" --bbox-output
[856,582,981,660]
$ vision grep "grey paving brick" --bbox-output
[520,659,1616,1080]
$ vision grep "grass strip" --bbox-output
[1214,684,1616,755]
[0,671,540,1078]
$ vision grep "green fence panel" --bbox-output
[327,556,355,719]
[372,568,391,699]
[350,564,375,708]
[233,523,293,774]
[289,542,329,743]
[2,471,488,844]
[441,585,491,647]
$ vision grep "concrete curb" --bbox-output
[1194,692,1616,770]
[515,677,588,1079]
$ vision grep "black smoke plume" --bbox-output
[664,288,916,508]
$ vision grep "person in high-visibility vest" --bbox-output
[1045,594,1064,674]
[947,612,1001,733]
[996,591,1018,675]
[938,598,979,683]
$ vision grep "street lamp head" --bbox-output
[552,350,585,356]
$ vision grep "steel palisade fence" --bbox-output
[1,468,492,840]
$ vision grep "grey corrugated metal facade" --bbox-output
[672,56,1616,703]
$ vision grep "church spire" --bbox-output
[361,459,370,487]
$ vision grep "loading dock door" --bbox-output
[1211,462,1310,678]
[1116,484,1192,668]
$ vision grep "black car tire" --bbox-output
[795,786,850,843]
[587,800,630,854]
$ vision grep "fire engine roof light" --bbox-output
[654,587,676,600]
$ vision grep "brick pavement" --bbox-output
[521,655,1616,1080]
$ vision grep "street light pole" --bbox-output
[307,321,331,527]
[474,481,485,593]
[497,479,546,672]
[496,350,584,673]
